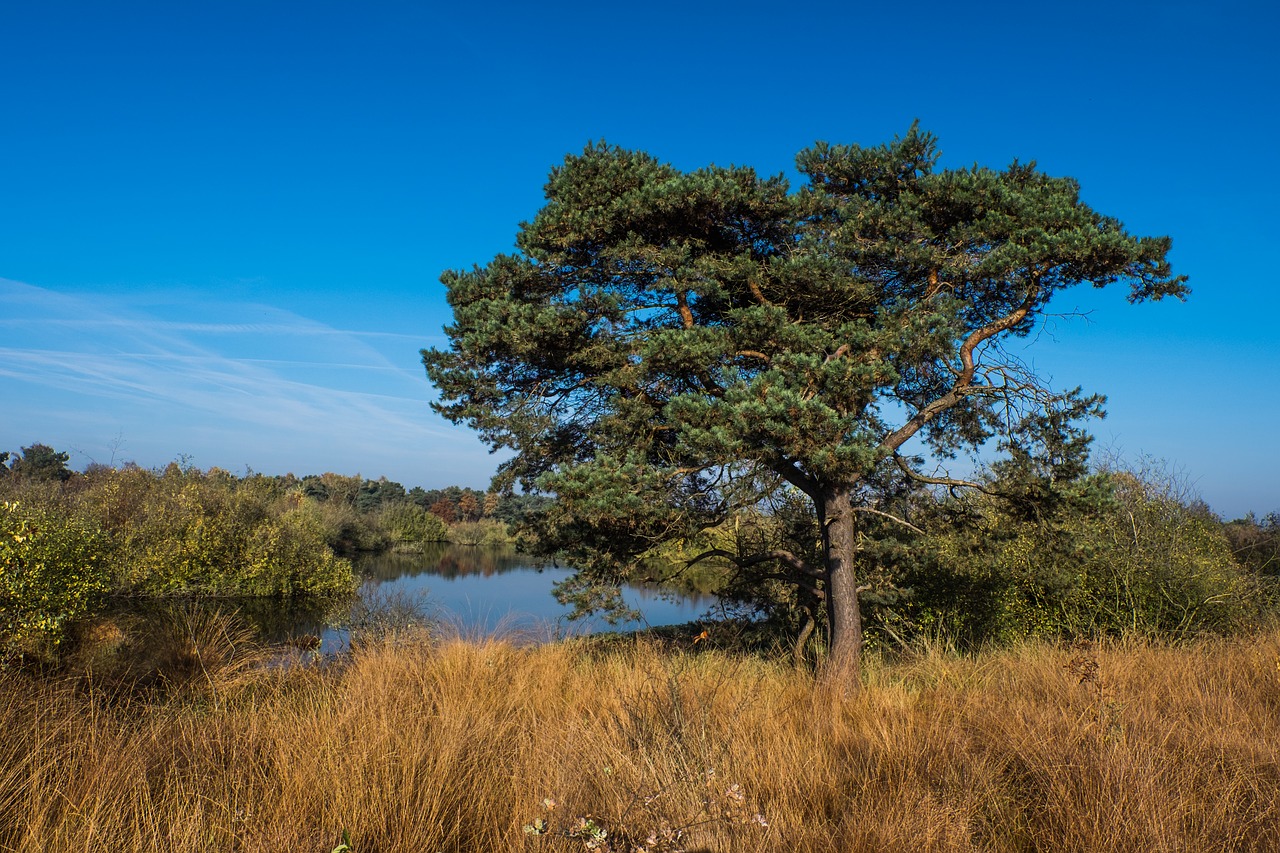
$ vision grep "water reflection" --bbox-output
[358,542,537,581]
[354,545,717,638]
[100,546,718,657]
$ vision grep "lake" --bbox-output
[104,546,718,657]
[315,544,718,652]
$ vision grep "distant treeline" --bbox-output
[285,471,548,554]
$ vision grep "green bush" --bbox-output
[310,497,390,556]
[78,466,355,598]
[1083,472,1248,635]
[377,502,449,546]
[238,504,356,597]
[1,500,111,659]
[887,468,1253,647]
[447,519,512,546]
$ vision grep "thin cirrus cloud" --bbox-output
[0,278,494,485]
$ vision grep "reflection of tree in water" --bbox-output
[98,548,718,656]
[623,583,718,611]
[357,545,543,581]
[359,546,719,610]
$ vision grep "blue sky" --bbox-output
[2,0,1277,518]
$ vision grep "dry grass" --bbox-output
[2,625,1279,852]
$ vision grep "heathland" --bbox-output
[3,442,1280,851]
[3,623,1279,851]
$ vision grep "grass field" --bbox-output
[3,619,1278,852]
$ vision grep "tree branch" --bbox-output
[769,456,819,498]
[850,506,926,535]
[881,283,1040,454]
[676,290,695,330]
[824,344,850,364]
[746,278,774,307]
[892,453,998,496]
[725,565,827,600]
[686,547,824,579]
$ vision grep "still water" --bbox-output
[104,546,718,657]
[357,545,714,629]
[238,540,711,648]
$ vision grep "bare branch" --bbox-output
[676,290,695,330]
[850,506,926,535]
[824,344,850,364]
[924,268,947,300]
[769,456,819,498]
[726,565,827,600]
[893,453,998,496]
[746,278,774,307]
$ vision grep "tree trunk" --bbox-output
[820,488,863,687]
[793,607,816,669]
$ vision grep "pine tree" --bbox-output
[423,127,1186,683]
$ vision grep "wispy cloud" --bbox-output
[0,316,428,340]
[0,278,496,485]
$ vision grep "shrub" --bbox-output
[1224,512,1280,576]
[377,502,449,546]
[310,498,390,556]
[1087,471,1248,635]
[240,505,356,597]
[0,500,111,660]
[889,467,1254,647]
[446,519,512,546]
[81,467,355,598]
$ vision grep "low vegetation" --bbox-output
[612,458,1279,664]
[0,445,521,661]
[0,463,354,661]
[2,624,1279,851]
[0,499,111,659]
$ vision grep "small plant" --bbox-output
[1066,637,1125,743]
[345,585,432,649]
[522,768,768,852]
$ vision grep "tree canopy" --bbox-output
[423,126,1186,682]
[8,444,73,483]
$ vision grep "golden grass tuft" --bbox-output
[2,629,1279,851]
